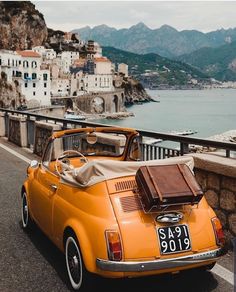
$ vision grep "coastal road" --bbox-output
[0,139,234,292]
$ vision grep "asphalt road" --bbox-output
[0,143,234,292]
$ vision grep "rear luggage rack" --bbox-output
[135,164,203,213]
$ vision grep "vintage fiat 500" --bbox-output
[21,127,224,290]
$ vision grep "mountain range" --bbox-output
[72,23,236,58]
[177,41,236,81]
[103,46,207,86]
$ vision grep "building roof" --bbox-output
[17,50,41,58]
[94,57,111,63]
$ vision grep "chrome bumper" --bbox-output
[96,248,222,272]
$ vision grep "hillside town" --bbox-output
[0,33,138,117]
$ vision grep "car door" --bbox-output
[30,141,59,238]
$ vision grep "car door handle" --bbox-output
[50,184,58,191]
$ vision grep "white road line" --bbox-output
[0,142,234,286]
[212,263,234,286]
[0,143,31,164]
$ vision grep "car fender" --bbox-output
[63,218,96,272]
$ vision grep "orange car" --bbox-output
[21,127,224,291]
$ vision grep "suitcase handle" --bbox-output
[146,166,163,201]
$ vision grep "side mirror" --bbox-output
[30,160,39,169]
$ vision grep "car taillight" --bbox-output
[105,230,122,261]
[211,217,225,246]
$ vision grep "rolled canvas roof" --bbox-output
[61,156,194,188]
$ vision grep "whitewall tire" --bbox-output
[65,236,84,290]
[21,191,33,230]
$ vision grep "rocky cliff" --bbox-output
[0,72,23,109]
[0,1,48,50]
[114,76,152,105]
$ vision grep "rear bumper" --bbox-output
[96,248,222,272]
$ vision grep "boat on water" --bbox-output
[143,137,163,145]
[64,110,86,121]
[170,130,198,136]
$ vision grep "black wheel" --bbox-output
[65,236,92,291]
[21,191,33,230]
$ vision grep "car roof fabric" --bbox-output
[60,156,194,188]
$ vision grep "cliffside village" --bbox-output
[0,33,129,116]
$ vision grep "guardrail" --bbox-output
[1,108,236,160]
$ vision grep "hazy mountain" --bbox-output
[72,23,236,58]
[177,41,236,81]
[103,46,207,86]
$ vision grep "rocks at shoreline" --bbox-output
[190,130,236,153]
[114,76,152,105]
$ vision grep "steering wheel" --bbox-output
[55,150,88,176]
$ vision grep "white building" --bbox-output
[51,78,70,97]
[118,63,128,77]
[94,57,112,75]
[33,46,57,61]
[16,50,51,106]
[71,72,114,95]
[0,50,21,82]
[58,51,80,74]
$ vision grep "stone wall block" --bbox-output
[220,189,236,211]
[8,115,27,147]
[222,176,236,192]
[194,169,207,191]
[0,112,6,137]
[205,190,219,209]
[207,172,220,191]
[33,122,62,157]
[228,213,236,235]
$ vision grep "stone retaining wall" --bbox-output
[33,122,61,157]
[0,112,5,136]
[192,153,236,247]
[8,115,27,147]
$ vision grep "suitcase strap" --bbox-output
[177,164,197,197]
[146,166,163,201]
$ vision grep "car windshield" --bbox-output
[53,131,127,158]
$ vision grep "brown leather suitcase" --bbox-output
[135,164,203,212]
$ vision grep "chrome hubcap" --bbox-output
[72,255,79,268]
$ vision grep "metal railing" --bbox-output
[1,108,236,160]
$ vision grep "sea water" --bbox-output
[92,89,236,138]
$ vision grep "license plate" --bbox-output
[157,224,191,255]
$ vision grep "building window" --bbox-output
[33,83,36,88]
[33,91,35,96]
[44,83,47,88]
[25,83,27,88]
[24,73,28,79]
[44,92,47,96]
[95,83,97,87]
[32,61,37,68]
[43,73,48,81]
[32,73,37,79]
[23,61,29,68]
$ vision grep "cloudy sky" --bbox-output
[34,1,236,32]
